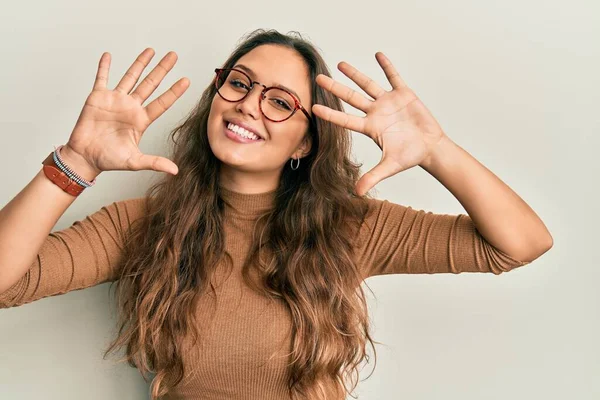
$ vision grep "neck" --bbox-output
[219,164,282,194]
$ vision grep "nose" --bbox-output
[235,85,263,120]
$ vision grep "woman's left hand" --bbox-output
[312,52,449,196]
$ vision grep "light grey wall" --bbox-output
[0,0,597,399]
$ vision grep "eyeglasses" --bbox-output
[214,68,312,125]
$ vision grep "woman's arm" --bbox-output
[313,52,553,264]
[354,198,531,279]
[0,147,100,294]
[0,193,146,308]
[419,135,553,263]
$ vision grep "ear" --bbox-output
[293,133,313,159]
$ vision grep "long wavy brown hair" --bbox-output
[103,29,381,399]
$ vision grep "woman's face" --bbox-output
[207,44,312,176]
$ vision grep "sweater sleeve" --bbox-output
[0,197,147,308]
[354,198,531,279]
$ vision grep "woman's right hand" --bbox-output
[61,48,190,178]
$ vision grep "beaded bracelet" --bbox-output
[53,145,97,187]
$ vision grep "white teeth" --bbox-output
[227,122,260,141]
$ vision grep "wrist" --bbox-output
[419,135,455,172]
[59,145,102,181]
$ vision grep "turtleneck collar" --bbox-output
[219,186,276,218]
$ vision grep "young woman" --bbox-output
[0,29,553,399]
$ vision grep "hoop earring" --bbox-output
[290,158,300,170]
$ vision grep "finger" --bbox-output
[127,153,179,175]
[355,157,407,196]
[315,74,372,112]
[114,48,155,94]
[337,61,386,99]
[312,104,366,133]
[144,77,191,123]
[130,51,180,104]
[375,52,407,90]
[92,52,111,91]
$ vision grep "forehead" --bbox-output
[233,44,311,105]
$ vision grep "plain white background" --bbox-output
[0,0,597,399]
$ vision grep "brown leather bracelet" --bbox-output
[42,152,86,197]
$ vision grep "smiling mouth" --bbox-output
[224,121,264,141]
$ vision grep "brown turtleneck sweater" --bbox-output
[0,188,530,399]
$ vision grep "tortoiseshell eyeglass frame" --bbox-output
[214,67,314,126]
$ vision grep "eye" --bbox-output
[229,79,250,90]
[272,98,292,110]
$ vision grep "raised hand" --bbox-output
[63,48,190,177]
[312,52,448,196]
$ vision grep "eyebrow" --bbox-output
[233,64,303,102]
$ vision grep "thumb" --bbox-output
[128,153,179,175]
[355,157,404,196]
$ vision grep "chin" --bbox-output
[207,137,250,170]
[208,124,258,169]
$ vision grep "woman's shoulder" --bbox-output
[111,196,149,211]
[85,196,151,234]
[105,196,149,215]
[349,195,411,222]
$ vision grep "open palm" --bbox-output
[312,52,448,196]
[66,48,190,175]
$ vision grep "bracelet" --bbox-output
[54,145,97,187]
[41,146,98,197]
